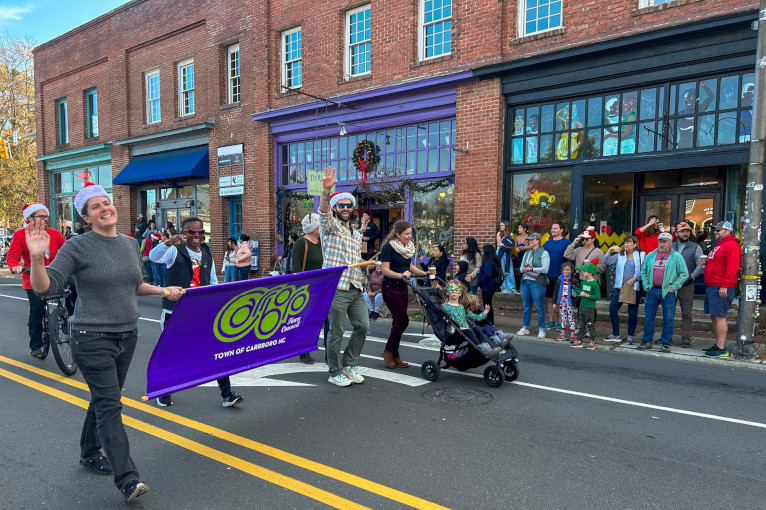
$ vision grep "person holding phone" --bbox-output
[635,215,662,254]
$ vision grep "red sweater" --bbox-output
[704,234,741,288]
[634,227,659,254]
[6,227,66,290]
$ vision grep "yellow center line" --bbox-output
[0,355,452,510]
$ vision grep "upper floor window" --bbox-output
[346,5,371,77]
[520,0,562,37]
[85,88,98,138]
[420,0,452,60]
[56,97,68,145]
[145,69,160,124]
[178,59,195,116]
[282,27,302,89]
[227,44,241,104]
[639,0,674,6]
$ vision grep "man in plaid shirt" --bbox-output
[320,167,369,387]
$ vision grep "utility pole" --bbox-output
[735,0,766,359]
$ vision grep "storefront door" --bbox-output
[160,207,191,232]
[640,191,719,251]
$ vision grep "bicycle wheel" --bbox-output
[48,305,77,376]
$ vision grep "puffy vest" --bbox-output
[162,244,212,310]
[671,240,699,287]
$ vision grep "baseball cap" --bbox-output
[675,222,692,231]
[658,232,673,241]
[714,221,733,231]
[528,232,542,241]
[576,262,598,274]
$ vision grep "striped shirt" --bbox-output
[319,209,364,291]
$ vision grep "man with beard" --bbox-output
[638,232,688,353]
[635,215,662,254]
[319,167,368,387]
[702,221,741,358]
[671,221,704,347]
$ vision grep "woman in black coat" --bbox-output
[419,244,449,286]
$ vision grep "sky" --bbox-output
[0,0,128,45]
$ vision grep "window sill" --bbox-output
[338,74,372,86]
[175,113,197,121]
[276,87,302,99]
[220,102,242,111]
[85,136,100,142]
[631,0,705,16]
[410,54,453,70]
[510,27,566,46]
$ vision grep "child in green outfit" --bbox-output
[572,260,601,349]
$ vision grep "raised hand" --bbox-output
[484,304,491,313]
[322,166,337,191]
[166,234,186,247]
[25,218,50,260]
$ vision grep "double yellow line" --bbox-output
[0,355,451,510]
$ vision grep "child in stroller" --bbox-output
[441,280,504,357]
[462,293,513,349]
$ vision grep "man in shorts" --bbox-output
[702,221,740,358]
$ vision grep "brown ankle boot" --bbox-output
[381,349,396,368]
[393,356,409,368]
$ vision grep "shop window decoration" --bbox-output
[351,139,381,187]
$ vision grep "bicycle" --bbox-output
[22,268,77,375]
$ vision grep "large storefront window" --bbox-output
[510,71,754,165]
[510,170,571,236]
[51,164,112,229]
[583,173,634,249]
[413,183,455,255]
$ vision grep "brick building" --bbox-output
[33,0,760,275]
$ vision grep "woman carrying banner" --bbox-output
[25,182,183,502]
[380,220,429,368]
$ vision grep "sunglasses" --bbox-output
[183,228,206,236]
[336,203,354,209]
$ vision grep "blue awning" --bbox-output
[113,146,209,185]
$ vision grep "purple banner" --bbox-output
[146,267,344,399]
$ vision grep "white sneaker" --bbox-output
[328,374,352,387]
[516,327,531,336]
[603,334,621,342]
[342,366,364,384]
[537,330,546,339]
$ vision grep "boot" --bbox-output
[381,349,396,368]
[393,356,409,368]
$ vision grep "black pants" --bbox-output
[73,329,139,490]
[25,288,44,350]
[482,289,496,325]
[382,280,409,356]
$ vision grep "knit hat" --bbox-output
[21,203,50,222]
[73,182,109,215]
[301,213,320,234]
[329,191,356,208]
[576,260,599,274]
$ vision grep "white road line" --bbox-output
[0,284,22,287]
[0,293,26,301]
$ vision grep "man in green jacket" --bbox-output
[638,232,688,353]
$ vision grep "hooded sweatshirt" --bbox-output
[704,234,741,288]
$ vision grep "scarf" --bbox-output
[389,239,416,259]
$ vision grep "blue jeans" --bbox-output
[142,259,154,284]
[237,266,250,281]
[521,279,546,329]
[609,288,640,336]
[224,265,238,283]
[641,287,677,345]
[151,262,165,287]
[500,256,517,293]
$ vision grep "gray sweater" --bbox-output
[38,231,143,332]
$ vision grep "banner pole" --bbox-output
[347,260,376,269]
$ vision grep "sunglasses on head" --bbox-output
[183,228,206,235]
[336,203,354,209]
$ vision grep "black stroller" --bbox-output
[406,278,519,388]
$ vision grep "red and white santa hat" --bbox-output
[151,232,162,241]
[577,226,597,239]
[21,203,50,222]
[329,191,356,208]
[73,182,109,215]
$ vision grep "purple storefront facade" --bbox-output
[252,72,475,257]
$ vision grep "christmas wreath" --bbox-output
[352,139,381,187]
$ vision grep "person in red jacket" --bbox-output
[635,215,662,254]
[702,221,741,358]
[7,203,66,357]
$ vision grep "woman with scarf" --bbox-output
[380,220,428,368]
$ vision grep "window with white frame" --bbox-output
[282,27,302,89]
[227,44,241,104]
[145,69,160,124]
[346,5,371,77]
[420,0,452,60]
[520,0,562,37]
[639,0,674,6]
[178,59,195,116]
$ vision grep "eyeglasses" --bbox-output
[183,228,206,236]
[336,203,354,209]
[31,215,49,220]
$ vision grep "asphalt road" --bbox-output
[1,275,765,509]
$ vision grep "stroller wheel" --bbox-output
[483,365,504,388]
[503,360,519,382]
[421,360,440,381]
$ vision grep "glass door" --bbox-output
[640,196,674,233]
[639,192,719,243]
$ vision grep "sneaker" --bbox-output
[569,334,576,343]
[636,342,652,350]
[603,334,621,342]
[342,366,365,384]
[681,340,691,348]
[586,342,596,350]
[122,480,149,502]
[555,322,563,331]
[30,347,44,358]
[704,347,730,358]
[156,395,173,407]
[702,344,717,353]
[79,455,113,475]
[223,393,244,407]
[571,340,583,348]
[299,352,315,364]
[516,327,531,336]
[544,321,556,330]
[626,335,634,345]
[328,373,353,387]
[659,343,671,353]
[537,330,546,339]
[556,332,565,341]
[371,311,379,321]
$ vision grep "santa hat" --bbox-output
[329,191,356,208]
[73,182,109,215]
[21,203,50,222]
[151,232,162,241]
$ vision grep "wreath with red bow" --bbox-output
[352,139,381,187]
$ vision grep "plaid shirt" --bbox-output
[319,209,365,291]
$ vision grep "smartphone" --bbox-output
[658,223,664,231]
